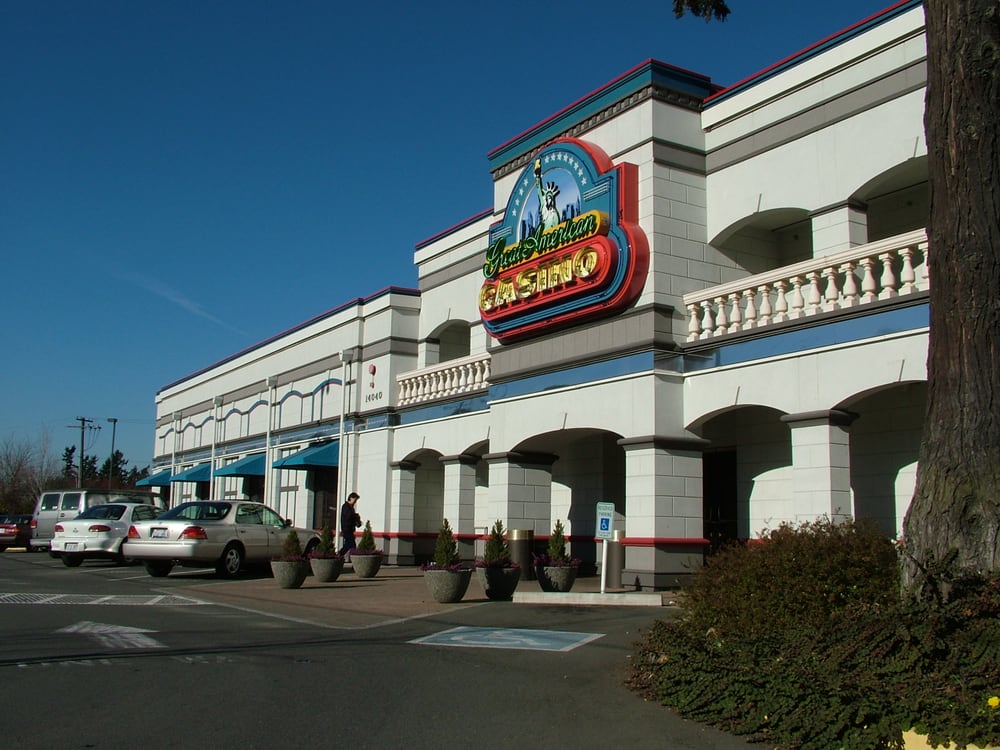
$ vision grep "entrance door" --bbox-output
[703,449,738,553]
[310,469,339,531]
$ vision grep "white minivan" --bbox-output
[29,489,162,552]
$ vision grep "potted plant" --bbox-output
[350,520,383,578]
[421,518,472,603]
[534,519,581,592]
[475,519,521,600]
[308,522,344,583]
[270,528,309,589]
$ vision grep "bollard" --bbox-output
[508,528,535,580]
[606,529,624,589]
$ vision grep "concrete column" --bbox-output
[810,200,868,255]
[440,453,478,560]
[781,410,857,524]
[618,436,709,589]
[484,450,557,538]
[388,460,418,564]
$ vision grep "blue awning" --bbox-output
[136,469,172,487]
[170,463,212,483]
[214,453,265,477]
[272,441,340,470]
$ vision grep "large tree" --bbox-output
[674,0,1000,583]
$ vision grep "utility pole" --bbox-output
[73,416,93,489]
[107,417,118,489]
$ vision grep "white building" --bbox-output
[145,0,929,588]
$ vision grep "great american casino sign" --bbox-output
[479,138,648,342]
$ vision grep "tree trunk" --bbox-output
[902,0,1000,586]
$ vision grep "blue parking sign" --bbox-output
[595,502,615,540]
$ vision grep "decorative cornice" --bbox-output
[483,451,559,466]
[780,409,859,426]
[490,83,703,180]
[439,453,480,466]
[617,435,711,451]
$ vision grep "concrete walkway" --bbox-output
[170,564,676,630]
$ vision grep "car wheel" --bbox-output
[303,539,319,557]
[144,561,173,577]
[113,548,127,566]
[0,546,6,553]
[216,543,244,578]
[62,554,83,567]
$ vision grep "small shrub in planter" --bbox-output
[422,518,471,603]
[475,519,521,600]
[350,520,383,578]
[422,517,462,571]
[271,529,308,589]
[533,519,580,592]
[308,522,344,582]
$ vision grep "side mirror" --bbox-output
[283,518,292,528]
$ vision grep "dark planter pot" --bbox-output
[309,556,344,583]
[536,564,578,592]
[350,553,382,578]
[476,565,521,600]
[271,560,309,589]
[424,568,473,603]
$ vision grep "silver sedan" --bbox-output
[52,502,161,566]
[123,500,319,578]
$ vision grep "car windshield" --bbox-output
[78,505,127,521]
[157,502,232,521]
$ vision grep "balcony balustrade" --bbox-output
[683,229,929,341]
[396,352,492,406]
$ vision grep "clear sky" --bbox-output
[1,0,897,470]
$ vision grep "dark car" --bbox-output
[0,514,33,551]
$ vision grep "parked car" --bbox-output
[30,488,163,552]
[123,500,320,578]
[0,514,33,551]
[51,502,162,567]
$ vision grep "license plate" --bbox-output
[151,528,168,539]
[64,542,79,551]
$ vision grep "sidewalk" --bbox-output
[170,564,674,630]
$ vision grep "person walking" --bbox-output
[338,492,361,557]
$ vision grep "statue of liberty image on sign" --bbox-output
[523,158,582,236]
[479,137,649,342]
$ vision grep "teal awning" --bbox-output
[272,441,339,470]
[214,453,265,477]
[170,463,212,483]
[136,469,172,487]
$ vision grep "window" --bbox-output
[236,505,263,525]
[40,494,60,511]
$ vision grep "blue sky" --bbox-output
[1,0,896,469]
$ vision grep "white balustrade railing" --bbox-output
[682,229,929,341]
[396,352,492,406]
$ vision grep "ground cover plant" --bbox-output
[627,518,1000,749]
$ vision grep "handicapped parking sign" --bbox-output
[595,502,615,540]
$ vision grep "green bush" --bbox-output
[682,517,899,639]
[276,529,304,561]
[547,519,569,563]
[314,522,336,556]
[627,519,1000,749]
[482,519,511,566]
[432,518,460,568]
[357,520,378,552]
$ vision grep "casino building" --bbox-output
[144,0,929,588]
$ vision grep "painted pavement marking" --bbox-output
[58,621,167,649]
[409,626,604,652]
[0,592,206,606]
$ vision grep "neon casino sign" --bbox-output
[479,137,648,342]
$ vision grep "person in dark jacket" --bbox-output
[338,492,362,556]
